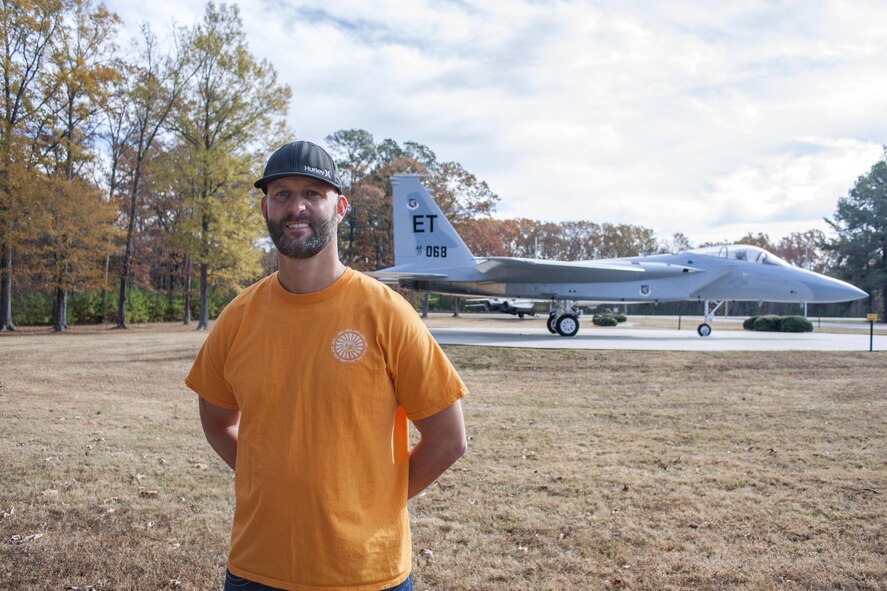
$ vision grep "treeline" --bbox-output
[1,0,287,331]
[2,1,884,331]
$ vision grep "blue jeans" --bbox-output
[224,569,413,591]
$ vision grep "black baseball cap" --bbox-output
[254,141,342,193]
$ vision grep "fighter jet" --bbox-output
[370,175,868,337]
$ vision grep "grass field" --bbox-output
[2,322,885,590]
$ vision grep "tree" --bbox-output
[775,229,829,273]
[659,232,693,254]
[25,175,118,330]
[0,0,67,330]
[111,23,192,328]
[824,151,887,315]
[598,223,658,258]
[425,161,499,224]
[735,232,775,252]
[174,1,289,329]
[42,0,119,330]
[325,128,377,190]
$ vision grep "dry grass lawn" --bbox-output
[1,322,885,590]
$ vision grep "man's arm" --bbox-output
[408,400,467,499]
[198,397,240,470]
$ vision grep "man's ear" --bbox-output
[260,195,268,221]
[336,195,349,222]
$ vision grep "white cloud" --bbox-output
[105,0,887,248]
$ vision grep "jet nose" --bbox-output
[805,275,868,303]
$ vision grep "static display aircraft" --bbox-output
[370,175,868,337]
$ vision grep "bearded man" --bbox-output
[185,141,467,591]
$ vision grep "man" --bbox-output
[185,141,468,591]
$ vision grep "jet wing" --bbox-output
[475,257,701,283]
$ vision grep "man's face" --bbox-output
[262,176,346,259]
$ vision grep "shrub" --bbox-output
[781,315,813,332]
[614,313,627,323]
[746,315,814,333]
[592,314,618,326]
[68,291,104,324]
[12,292,52,325]
[753,315,783,332]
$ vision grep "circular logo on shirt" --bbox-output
[331,329,367,363]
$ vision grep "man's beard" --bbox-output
[267,209,338,259]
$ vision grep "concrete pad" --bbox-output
[430,326,887,351]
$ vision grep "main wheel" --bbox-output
[556,314,580,337]
[546,313,557,334]
[697,323,711,337]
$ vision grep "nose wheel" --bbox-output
[697,323,711,337]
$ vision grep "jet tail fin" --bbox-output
[391,175,475,268]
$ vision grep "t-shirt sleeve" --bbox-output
[184,314,239,410]
[385,294,468,421]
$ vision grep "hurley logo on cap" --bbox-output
[304,165,332,179]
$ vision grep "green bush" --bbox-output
[592,314,618,326]
[753,315,783,332]
[68,291,105,324]
[614,313,627,323]
[746,315,814,333]
[781,315,814,332]
[12,292,52,325]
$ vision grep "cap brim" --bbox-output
[254,172,341,193]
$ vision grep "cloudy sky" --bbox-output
[105,0,887,246]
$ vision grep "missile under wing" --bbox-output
[370,175,868,337]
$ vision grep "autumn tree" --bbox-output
[775,229,829,272]
[659,232,693,254]
[24,175,118,330]
[824,151,887,315]
[173,1,289,329]
[40,0,119,329]
[425,161,499,225]
[0,0,66,330]
[735,231,776,252]
[110,24,192,328]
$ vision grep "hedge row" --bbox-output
[592,312,627,327]
[12,286,235,326]
[742,315,814,333]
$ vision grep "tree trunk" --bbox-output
[452,296,460,317]
[116,200,138,328]
[422,285,429,318]
[0,239,15,331]
[197,261,209,330]
[99,254,110,323]
[53,287,68,332]
[183,253,192,325]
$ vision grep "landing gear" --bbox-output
[547,301,581,337]
[696,299,724,337]
[555,314,580,337]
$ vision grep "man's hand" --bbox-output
[198,397,240,470]
[408,400,467,498]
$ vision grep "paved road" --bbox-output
[430,326,887,351]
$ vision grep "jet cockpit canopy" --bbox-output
[689,244,790,267]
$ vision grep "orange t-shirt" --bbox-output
[185,268,467,591]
